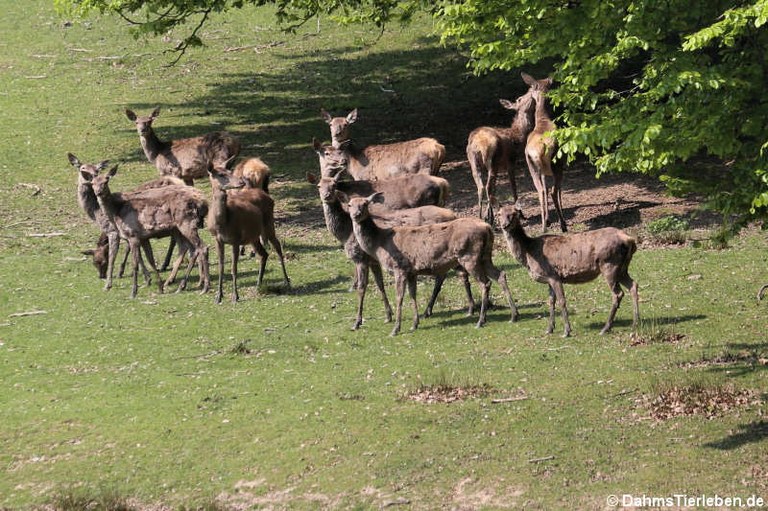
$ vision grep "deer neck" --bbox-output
[94,186,120,228]
[502,224,532,267]
[209,183,230,227]
[77,180,101,222]
[534,96,556,133]
[510,102,537,142]
[321,199,352,243]
[351,214,382,259]
[139,128,167,163]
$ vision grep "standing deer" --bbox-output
[524,75,567,232]
[90,165,211,298]
[466,73,541,225]
[347,193,518,336]
[125,107,241,185]
[498,204,638,337]
[206,165,290,303]
[320,108,445,179]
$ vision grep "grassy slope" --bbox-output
[0,1,767,509]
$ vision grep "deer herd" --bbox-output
[69,72,641,337]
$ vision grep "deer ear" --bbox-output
[369,192,385,204]
[150,107,161,119]
[80,170,93,182]
[312,138,323,152]
[335,191,350,204]
[521,72,536,87]
[125,109,137,121]
[67,153,81,168]
[499,99,516,111]
[106,164,119,178]
[81,249,96,256]
[96,160,110,171]
[320,109,332,124]
[346,109,358,124]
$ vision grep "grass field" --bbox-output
[1,1,767,509]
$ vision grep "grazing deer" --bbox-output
[206,165,290,303]
[524,75,567,232]
[91,165,211,298]
[347,193,518,336]
[498,204,639,337]
[466,79,543,225]
[320,108,445,179]
[125,107,241,185]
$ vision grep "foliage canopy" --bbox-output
[54,0,768,226]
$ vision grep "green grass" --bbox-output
[1,1,767,509]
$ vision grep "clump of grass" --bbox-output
[628,318,684,346]
[403,370,493,404]
[49,486,132,511]
[229,339,253,356]
[646,215,690,244]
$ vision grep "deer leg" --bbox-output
[104,230,121,290]
[407,275,419,332]
[489,267,518,322]
[140,239,164,294]
[129,240,141,299]
[504,160,518,204]
[484,171,497,226]
[602,280,625,335]
[551,170,567,233]
[253,239,268,289]
[165,235,186,287]
[117,241,129,278]
[370,261,393,323]
[196,245,210,294]
[424,275,444,318]
[160,236,176,272]
[352,262,367,331]
[230,243,241,303]
[621,274,640,330]
[548,281,570,337]
[476,278,491,328]
[391,275,405,337]
[267,233,290,288]
[469,157,486,222]
[215,239,225,304]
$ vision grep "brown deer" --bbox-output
[206,166,290,303]
[313,138,349,178]
[312,173,469,329]
[498,204,639,337]
[466,74,544,225]
[320,108,445,179]
[233,157,271,192]
[347,193,518,336]
[524,76,567,232]
[90,165,210,298]
[125,107,241,185]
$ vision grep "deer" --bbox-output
[125,107,241,185]
[312,173,468,329]
[90,164,210,298]
[524,76,567,232]
[233,157,271,192]
[320,108,445,179]
[346,193,518,336]
[206,165,290,304]
[313,138,349,178]
[498,204,639,337]
[466,74,544,225]
[759,284,768,301]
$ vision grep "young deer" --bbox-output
[320,109,445,179]
[347,193,518,336]
[125,107,241,185]
[498,204,639,337]
[524,75,567,232]
[90,165,210,298]
[206,166,290,303]
[233,157,271,192]
[466,73,541,225]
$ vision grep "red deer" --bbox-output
[524,76,567,232]
[347,193,518,336]
[498,204,639,337]
[125,107,240,185]
[320,108,445,179]
[90,165,210,298]
[206,166,290,303]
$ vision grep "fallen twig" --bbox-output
[528,455,555,463]
[29,232,65,238]
[9,310,47,318]
[491,396,529,404]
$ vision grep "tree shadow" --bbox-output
[704,419,768,450]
